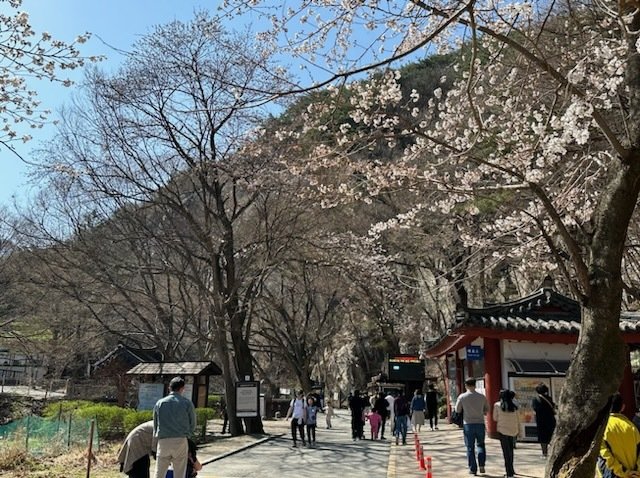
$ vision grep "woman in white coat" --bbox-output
[493,389,520,478]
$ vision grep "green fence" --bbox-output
[0,414,99,456]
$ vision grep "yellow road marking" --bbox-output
[387,442,398,478]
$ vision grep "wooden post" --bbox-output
[25,414,31,451]
[67,412,73,448]
[86,419,95,478]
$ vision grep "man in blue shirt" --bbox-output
[153,377,196,478]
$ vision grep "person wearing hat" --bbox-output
[153,377,196,478]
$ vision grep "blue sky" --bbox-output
[1,1,432,207]
[0,0,216,206]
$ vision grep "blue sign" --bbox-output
[466,345,484,361]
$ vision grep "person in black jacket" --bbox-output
[373,392,389,439]
[349,390,366,440]
[394,390,410,445]
[531,383,556,456]
[426,383,441,431]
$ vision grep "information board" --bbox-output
[236,381,260,418]
[183,383,194,404]
[509,376,551,441]
[138,383,165,410]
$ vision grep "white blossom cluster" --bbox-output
[227,0,638,277]
[0,0,101,145]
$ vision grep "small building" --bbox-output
[0,348,47,386]
[127,361,222,410]
[91,343,163,406]
[424,283,640,440]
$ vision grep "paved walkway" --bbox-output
[198,413,389,478]
[196,415,549,478]
[392,424,547,478]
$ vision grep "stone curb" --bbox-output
[200,433,285,465]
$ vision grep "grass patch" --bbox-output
[1,440,121,478]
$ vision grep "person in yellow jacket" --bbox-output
[597,393,640,478]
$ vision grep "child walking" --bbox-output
[367,409,382,440]
[325,399,334,429]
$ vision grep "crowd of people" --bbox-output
[344,385,442,446]
[454,377,557,478]
[116,376,640,478]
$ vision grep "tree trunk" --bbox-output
[547,158,640,476]
[214,333,244,436]
[232,329,264,434]
[297,368,314,393]
[547,291,625,477]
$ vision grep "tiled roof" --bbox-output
[454,290,640,335]
[425,288,640,357]
[126,361,222,376]
[457,312,582,334]
[93,343,163,369]
[451,288,582,334]
[620,312,640,333]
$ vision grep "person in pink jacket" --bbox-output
[367,409,383,440]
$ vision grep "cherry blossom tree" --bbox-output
[0,0,97,152]
[222,0,640,475]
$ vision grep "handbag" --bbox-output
[451,410,463,427]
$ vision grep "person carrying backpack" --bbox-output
[286,390,307,447]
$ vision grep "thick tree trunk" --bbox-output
[214,333,244,436]
[547,292,625,477]
[232,328,264,434]
[296,368,314,393]
[547,157,640,475]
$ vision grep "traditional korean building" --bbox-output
[424,282,640,440]
[91,343,163,406]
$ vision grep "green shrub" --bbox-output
[76,404,126,438]
[42,400,95,418]
[123,410,153,433]
[207,394,222,408]
[195,408,215,425]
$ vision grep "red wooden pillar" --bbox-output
[456,349,464,396]
[483,338,502,438]
[621,350,636,419]
[445,354,453,422]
